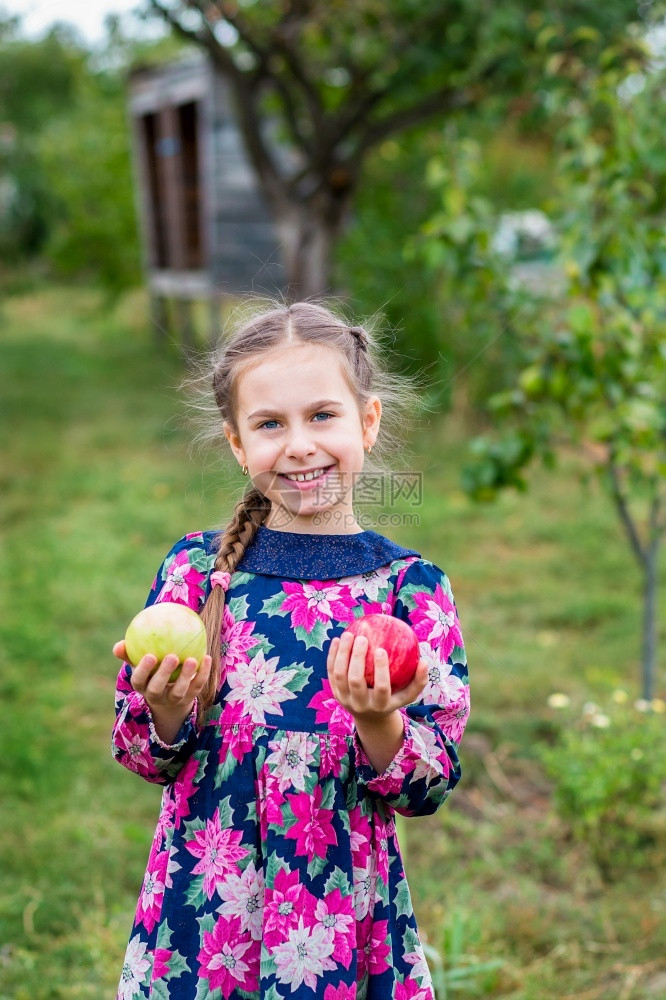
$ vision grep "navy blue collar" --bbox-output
[234,525,420,580]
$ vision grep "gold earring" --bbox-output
[366,445,372,454]
[242,463,248,476]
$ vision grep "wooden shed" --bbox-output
[128,52,286,345]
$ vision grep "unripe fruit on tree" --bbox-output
[342,614,420,691]
[124,603,208,682]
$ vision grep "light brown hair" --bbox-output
[189,300,427,724]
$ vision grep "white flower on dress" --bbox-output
[117,935,151,1000]
[226,649,297,724]
[418,643,466,706]
[272,917,336,990]
[342,565,393,601]
[266,731,316,791]
[407,724,446,786]
[217,860,265,940]
[404,945,433,984]
[352,861,379,920]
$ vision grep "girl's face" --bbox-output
[223,344,381,534]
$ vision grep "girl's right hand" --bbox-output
[113,640,212,742]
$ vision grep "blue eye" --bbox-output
[258,412,333,430]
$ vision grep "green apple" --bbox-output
[124,603,207,682]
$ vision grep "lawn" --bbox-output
[1,285,664,999]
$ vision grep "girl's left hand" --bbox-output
[327,631,428,724]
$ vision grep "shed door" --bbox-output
[137,100,203,271]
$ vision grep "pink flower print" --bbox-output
[308,679,354,735]
[395,977,434,999]
[356,916,391,981]
[220,605,258,671]
[285,782,338,862]
[151,948,172,981]
[352,858,378,920]
[272,916,337,991]
[158,549,206,608]
[118,728,153,774]
[117,935,151,1000]
[226,649,296,724]
[256,764,285,842]
[172,754,200,820]
[217,859,265,940]
[264,866,307,949]
[404,947,433,986]
[315,888,355,967]
[349,804,372,867]
[185,808,249,900]
[319,733,349,778]
[419,644,467,707]
[324,984,357,1000]
[218,701,255,764]
[136,848,167,933]
[197,914,257,998]
[356,598,394,617]
[342,565,393,601]
[432,692,470,746]
[267,731,316,792]
[281,580,355,630]
[406,723,451,786]
[409,584,463,660]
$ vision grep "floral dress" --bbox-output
[112,526,470,1000]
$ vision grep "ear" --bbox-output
[363,395,382,448]
[222,420,246,467]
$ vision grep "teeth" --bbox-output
[283,467,328,482]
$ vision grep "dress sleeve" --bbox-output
[354,557,470,816]
[111,533,216,785]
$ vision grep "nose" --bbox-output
[284,424,317,460]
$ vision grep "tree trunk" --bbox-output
[272,195,349,301]
[641,530,659,702]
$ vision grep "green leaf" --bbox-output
[324,866,351,896]
[164,950,190,981]
[185,875,208,911]
[261,592,289,617]
[395,877,413,919]
[228,594,249,620]
[294,618,329,649]
[218,795,234,828]
[307,853,329,880]
[265,852,288,888]
[283,662,313,694]
[215,751,239,787]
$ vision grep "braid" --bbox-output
[198,487,271,725]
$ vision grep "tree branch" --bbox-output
[148,0,288,201]
[607,451,646,569]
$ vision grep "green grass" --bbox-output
[1,285,664,999]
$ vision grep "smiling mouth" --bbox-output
[277,465,335,483]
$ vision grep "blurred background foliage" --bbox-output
[1,3,666,998]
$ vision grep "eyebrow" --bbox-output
[247,399,345,422]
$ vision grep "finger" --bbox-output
[145,654,180,695]
[129,653,158,691]
[113,640,128,661]
[347,635,369,695]
[326,636,340,671]
[393,659,429,707]
[169,656,200,698]
[332,631,354,697]
[191,654,213,695]
[371,648,392,706]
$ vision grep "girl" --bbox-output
[111,301,470,1000]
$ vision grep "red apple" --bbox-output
[124,603,208,682]
[342,614,420,691]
